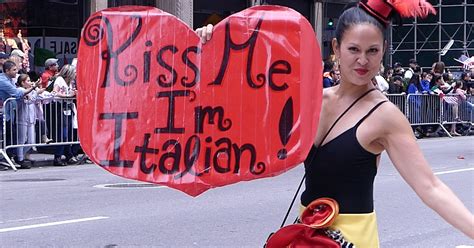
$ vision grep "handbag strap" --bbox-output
[279,87,376,228]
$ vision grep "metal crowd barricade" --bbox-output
[387,93,448,136]
[1,97,80,170]
[386,94,406,115]
[441,94,474,124]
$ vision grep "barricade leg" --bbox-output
[0,149,17,171]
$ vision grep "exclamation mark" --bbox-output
[277,97,294,160]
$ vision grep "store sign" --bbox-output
[28,37,78,56]
[77,5,322,196]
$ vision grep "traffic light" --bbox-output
[328,18,334,27]
[326,18,335,30]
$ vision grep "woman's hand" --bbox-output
[195,24,214,44]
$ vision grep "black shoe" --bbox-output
[53,158,67,166]
[16,160,31,169]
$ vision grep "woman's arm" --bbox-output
[378,106,474,238]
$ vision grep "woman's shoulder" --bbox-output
[368,96,410,131]
[322,86,337,99]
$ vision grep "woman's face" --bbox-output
[333,23,385,87]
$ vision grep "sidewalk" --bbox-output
[0,152,93,170]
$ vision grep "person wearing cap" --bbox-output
[0,60,39,169]
[0,52,9,73]
[40,58,59,88]
[392,62,404,77]
[404,58,418,80]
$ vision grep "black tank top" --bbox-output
[301,90,388,214]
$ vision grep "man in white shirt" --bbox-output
[404,58,417,80]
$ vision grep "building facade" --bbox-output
[1,0,472,71]
[390,0,473,70]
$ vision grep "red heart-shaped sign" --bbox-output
[77,5,322,196]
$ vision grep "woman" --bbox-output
[302,2,473,246]
[406,74,423,124]
[50,64,77,166]
[197,0,474,246]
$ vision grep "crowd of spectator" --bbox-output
[322,57,474,137]
[0,36,83,169]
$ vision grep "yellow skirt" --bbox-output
[300,205,380,248]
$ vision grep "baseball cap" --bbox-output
[0,52,8,59]
[409,58,417,64]
[10,49,25,58]
[44,58,59,67]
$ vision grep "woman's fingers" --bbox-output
[195,24,214,44]
[205,24,213,41]
[195,27,204,42]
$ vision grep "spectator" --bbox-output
[323,70,336,88]
[14,30,31,73]
[407,74,423,123]
[384,66,393,82]
[50,64,78,166]
[333,70,341,86]
[430,74,451,95]
[374,75,388,93]
[15,74,40,168]
[40,58,59,89]
[0,52,8,73]
[0,61,38,168]
[432,61,445,75]
[393,62,404,77]
[404,58,417,80]
[420,72,432,93]
[374,63,389,93]
[442,73,454,93]
[460,72,472,95]
[388,75,405,94]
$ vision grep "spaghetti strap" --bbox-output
[317,88,376,148]
[354,100,388,128]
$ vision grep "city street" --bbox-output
[0,136,473,247]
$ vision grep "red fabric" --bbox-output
[266,225,340,248]
[40,70,55,88]
[391,0,436,18]
[265,198,340,248]
[359,0,394,25]
[300,198,339,229]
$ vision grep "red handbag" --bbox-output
[265,198,341,247]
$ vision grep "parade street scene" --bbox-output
[1,0,473,247]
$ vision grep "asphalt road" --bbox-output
[0,136,473,247]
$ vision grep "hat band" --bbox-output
[359,0,394,25]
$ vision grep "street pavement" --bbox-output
[0,136,473,247]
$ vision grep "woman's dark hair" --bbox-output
[323,59,335,72]
[432,61,445,74]
[430,74,442,88]
[408,74,423,92]
[442,72,450,83]
[335,5,386,43]
[453,79,463,90]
